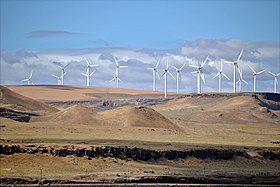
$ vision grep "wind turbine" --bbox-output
[268,72,280,93]
[109,72,122,88]
[52,73,66,85]
[112,56,128,88]
[161,56,175,99]
[56,63,70,85]
[189,56,208,94]
[226,48,244,93]
[82,57,98,86]
[248,65,265,93]
[212,60,230,93]
[147,58,161,91]
[21,71,33,85]
[236,67,248,92]
[172,63,186,94]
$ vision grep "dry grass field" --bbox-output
[0,85,279,185]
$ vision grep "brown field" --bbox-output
[0,85,279,185]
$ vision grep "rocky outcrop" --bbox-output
[0,144,271,161]
[0,107,38,122]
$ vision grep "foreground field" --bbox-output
[0,85,279,185]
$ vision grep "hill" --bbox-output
[152,92,279,125]
[0,86,58,114]
[100,106,182,131]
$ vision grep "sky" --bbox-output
[1,0,280,93]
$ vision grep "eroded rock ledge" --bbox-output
[1,144,279,161]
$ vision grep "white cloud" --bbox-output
[1,39,279,93]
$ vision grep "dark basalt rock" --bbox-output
[0,144,265,161]
[0,107,38,122]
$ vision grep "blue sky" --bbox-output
[1,0,279,52]
[1,0,279,93]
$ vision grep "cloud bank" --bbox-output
[1,39,279,93]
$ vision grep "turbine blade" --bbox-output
[118,78,123,82]
[237,67,242,77]
[222,73,230,80]
[180,63,186,70]
[256,69,266,75]
[81,73,88,77]
[168,71,176,80]
[90,70,96,76]
[268,71,276,76]
[147,68,154,70]
[191,71,197,74]
[277,73,280,76]
[113,56,119,66]
[64,63,70,69]
[236,48,244,62]
[84,56,90,65]
[220,61,223,71]
[189,64,199,68]
[171,66,178,71]
[156,72,160,80]
[241,78,248,85]
[161,71,166,77]
[155,58,161,68]
[90,64,98,67]
[212,73,219,79]
[201,56,208,67]
[57,64,63,69]
[119,66,128,68]
[248,65,256,74]
[201,74,206,84]
[52,75,59,79]
[21,79,28,81]
[109,77,116,82]
[29,71,33,79]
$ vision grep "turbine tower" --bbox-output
[268,72,280,93]
[236,67,248,92]
[190,56,208,94]
[212,60,230,93]
[147,58,161,91]
[82,57,98,86]
[226,48,244,93]
[248,65,265,93]
[172,63,186,94]
[21,71,33,85]
[81,70,96,86]
[56,63,70,85]
[161,56,175,99]
[112,56,128,88]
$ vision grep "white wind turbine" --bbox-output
[82,57,98,86]
[109,72,122,88]
[248,65,265,93]
[236,67,248,92]
[212,60,230,93]
[147,58,161,91]
[21,71,33,85]
[226,48,244,93]
[161,56,176,99]
[268,72,280,93]
[56,63,70,85]
[52,73,66,85]
[172,63,186,94]
[189,56,208,94]
[112,56,128,88]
